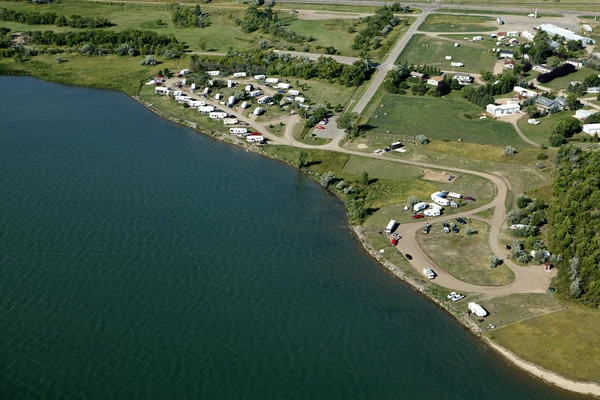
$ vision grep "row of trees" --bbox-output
[522,30,584,65]
[382,62,454,96]
[169,4,209,28]
[0,8,113,28]
[234,5,305,44]
[351,5,404,51]
[22,29,183,57]
[461,73,517,108]
[549,146,600,305]
[536,63,577,84]
[566,73,600,96]
[549,117,582,146]
[189,50,372,87]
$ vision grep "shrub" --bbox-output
[504,146,516,156]
[415,134,429,144]
[537,152,548,160]
[319,171,336,188]
[489,255,501,268]
[140,55,157,66]
[466,227,478,235]
[407,195,418,206]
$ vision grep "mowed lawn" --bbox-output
[416,220,515,286]
[538,67,598,90]
[286,18,359,57]
[492,304,600,384]
[517,112,580,147]
[396,34,497,73]
[366,94,524,146]
[418,14,497,32]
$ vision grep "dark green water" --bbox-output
[0,76,587,399]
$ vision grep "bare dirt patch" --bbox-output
[423,170,455,183]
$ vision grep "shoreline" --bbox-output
[3,73,597,397]
[134,92,600,399]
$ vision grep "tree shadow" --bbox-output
[305,160,322,167]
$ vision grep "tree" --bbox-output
[549,133,567,147]
[466,227,478,235]
[319,171,335,188]
[507,209,525,224]
[360,171,370,186]
[272,93,283,106]
[415,134,428,144]
[566,94,580,111]
[297,151,308,168]
[516,193,531,209]
[436,80,451,96]
[489,255,501,268]
[551,118,581,138]
[407,195,418,206]
[504,146,516,156]
[258,40,269,49]
[336,112,360,138]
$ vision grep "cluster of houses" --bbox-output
[413,191,462,217]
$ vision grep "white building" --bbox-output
[253,75,266,80]
[540,24,595,44]
[277,82,290,89]
[413,202,428,212]
[257,96,272,105]
[514,86,537,98]
[451,62,464,67]
[215,93,221,100]
[233,72,247,78]
[179,69,190,76]
[230,127,247,135]
[240,101,249,109]
[265,78,279,84]
[228,96,236,106]
[445,56,452,60]
[246,133,264,143]
[208,70,220,76]
[249,90,262,97]
[431,191,446,200]
[294,96,306,103]
[447,192,462,199]
[588,87,600,94]
[428,203,442,211]
[172,90,183,97]
[245,84,254,92]
[454,73,473,85]
[208,111,228,119]
[486,103,521,117]
[227,80,234,88]
[288,89,301,96]
[154,87,171,95]
[223,118,238,125]
[575,110,594,120]
[188,100,205,107]
[198,105,215,113]
[385,220,396,234]
[468,302,488,317]
[175,95,192,102]
[583,124,600,135]
[473,36,483,41]
[253,107,263,115]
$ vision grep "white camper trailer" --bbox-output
[385,220,396,234]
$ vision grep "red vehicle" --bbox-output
[465,196,476,201]
[315,126,325,130]
[391,238,398,246]
[412,213,424,219]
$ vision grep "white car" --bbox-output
[374,149,383,154]
[447,292,465,302]
[319,120,327,125]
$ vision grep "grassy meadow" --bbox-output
[416,220,515,286]
[492,302,600,384]
[418,14,497,32]
[538,67,598,90]
[516,112,578,147]
[396,34,497,73]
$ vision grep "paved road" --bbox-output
[352,10,429,114]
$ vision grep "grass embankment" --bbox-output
[396,33,497,74]
[492,302,600,384]
[538,67,598,90]
[417,220,515,286]
[436,9,563,17]
[516,112,582,148]
[418,14,497,32]
[0,54,180,95]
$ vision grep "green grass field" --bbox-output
[416,220,515,286]
[492,303,600,384]
[517,112,578,147]
[538,67,598,90]
[396,34,497,74]
[0,54,181,95]
[418,14,497,32]
[436,8,563,18]
[363,94,525,146]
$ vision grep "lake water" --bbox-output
[0,76,586,399]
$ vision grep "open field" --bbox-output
[466,293,565,331]
[436,9,563,18]
[418,14,497,32]
[362,94,526,146]
[0,54,180,95]
[396,34,497,74]
[416,220,515,286]
[492,302,600,384]
[538,67,598,90]
[286,18,359,56]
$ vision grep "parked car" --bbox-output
[452,227,459,234]
[319,120,327,125]
[405,253,413,260]
[278,89,285,93]
[465,196,476,201]
[423,227,430,234]
[450,223,456,228]
[412,213,424,219]
[374,149,383,154]
[384,148,391,152]
[425,223,431,228]
[315,126,325,130]
[443,222,450,228]
[456,217,467,224]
